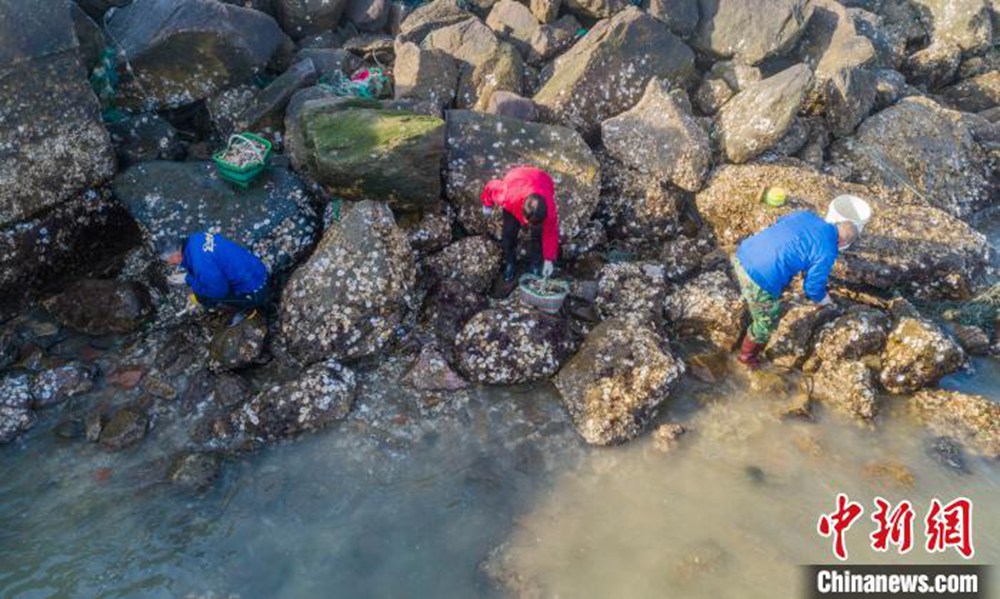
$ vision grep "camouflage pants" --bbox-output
[733,257,782,344]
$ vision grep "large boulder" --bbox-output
[43,279,153,336]
[533,7,696,138]
[834,203,990,300]
[715,63,815,163]
[279,201,416,364]
[694,162,990,299]
[880,317,965,394]
[273,0,348,39]
[455,305,578,384]
[0,191,140,322]
[230,359,356,444]
[596,158,683,246]
[595,262,668,324]
[424,235,501,293]
[106,0,288,109]
[664,270,745,350]
[912,0,994,57]
[0,1,115,226]
[113,161,320,276]
[797,0,878,136]
[285,97,445,211]
[601,79,711,192]
[445,110,600,248]
[830,97,996,219]
[485,0,578,64]
[423,18,523,111]
[0,374,36,444]
[554,318,684,445]
[692,0,814,65]
[911,389,1000,458]
[393,42,459,115]
[398,0,474,45]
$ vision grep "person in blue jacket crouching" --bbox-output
[732,210,860,369]
[160,232,269,325]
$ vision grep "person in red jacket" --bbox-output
[480,166,560,282]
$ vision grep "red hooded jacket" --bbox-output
[480,166,560,261]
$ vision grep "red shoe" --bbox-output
[737,335,765,369]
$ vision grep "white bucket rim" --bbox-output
[827,194,872,233]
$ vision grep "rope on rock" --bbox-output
[912,282,1000,334]
[317,67,391,100]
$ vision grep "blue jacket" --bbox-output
[735,211,839,302]
[182,232,268,300]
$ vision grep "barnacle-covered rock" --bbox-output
[808,360,878,420]
[0,374,36,444]
[807,306,891,371]
[595,262,668,325]
[393,42,459,115]
[113,161,320,277]
[274,0,349,39]
[601,79,711,192]
[554,318,684,445]
[665,270,744,350]
[425,235,501,293]
[423,17,523,111]
[279,201,415,364]
[485,0,579,65]
[765,302,840,369]
[106,0,289,109]
[445,110,600,247]
[596,154,682,247]
[879,317,965,394]
[533,7,695,138]
[0,1,116,227]
[402,204,454,255]
[911,389,1000,458]
[230,359,356,445]
[830,97,996,219]
[715,63,815,163]
[455,306,578,384]
[691,0,813,65]
[694,162,989,300]
[30,363,96,409]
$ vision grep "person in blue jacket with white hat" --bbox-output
[160,232,269,326]
[732,196,869,369]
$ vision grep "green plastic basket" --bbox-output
[518,275,570,314]
[212,132,272,188]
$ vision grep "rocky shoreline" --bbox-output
[1,0,998,496]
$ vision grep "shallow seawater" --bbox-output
[493,364,1000,598]
[3,355,999,599]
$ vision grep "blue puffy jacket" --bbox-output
[735,211,839,302]
[182,232,268,300]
